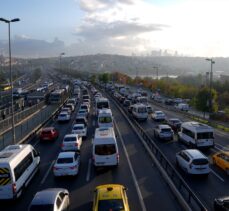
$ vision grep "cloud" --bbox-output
[0,36,65,58]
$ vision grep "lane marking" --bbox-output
[40,160,55,185]
[114,120,147,211]
[210,168,225,182]
[215,143,229,151]
[86,158,92,182]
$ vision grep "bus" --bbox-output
[49,89,65,104]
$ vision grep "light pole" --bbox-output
[206,58,215,113]
[0,17,20,144]
[59,52,65,70]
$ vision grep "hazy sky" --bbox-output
[0,0,229,57]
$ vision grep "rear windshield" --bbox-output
[57,157,73,164]
[75,119,85,125]
[138,107,147,113]
[73,126,84,130]
[64,137,76,142]
[42,131,52,135]
[29,204,54,211]
[192,158,208,165]
[99,117,112,123]
[97,102,109,109]
[98,199,124,211]
[95,144,116,155]
[83,96,89,99]
[81,106,87,109]
[161,129,172,133]
[197,132,214,139]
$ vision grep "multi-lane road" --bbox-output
[1,89,182,211]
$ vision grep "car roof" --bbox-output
[64,134,78,138]
[31,188,68,205]
[184,149,207,159]
[159,124,171,129]
[58,151,75,158]
[42,127,55,131]
[95,184,124,200]
[73,124,84,127]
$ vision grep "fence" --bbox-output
[0,100,46,134]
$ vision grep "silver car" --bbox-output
[28,188,70,211]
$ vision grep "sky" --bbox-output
[0,0,229,58]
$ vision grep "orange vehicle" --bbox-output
[212,151,229,175]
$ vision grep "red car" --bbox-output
[40,127,59,141]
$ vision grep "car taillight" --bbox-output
[75,143,78,146]
[70,166,76,170]
[53,166,58,171]
[12,183,16,193]
[61,143,64,147]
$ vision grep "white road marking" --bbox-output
[210,168,225,182]
[114,120,147,211]
[86,158,92,182]
[215,143,229,151]
[40,160,55,185]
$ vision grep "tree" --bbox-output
[195,87,218,113]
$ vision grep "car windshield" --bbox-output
[138,107,147,113]
[161,128,172,133]
[197,132,214,139]
[60,113,67,117]
[29,204,54,211]
[57,157,73,164]
[95,144,116,155]
[78,110,86,114]
[99,117,112,123]
[97,102,109,109]
[98,199,124,211]
[64,137,76,142]
[75,119,85,125]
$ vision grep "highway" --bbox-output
[110,90,229,210]
[0,88,181,211]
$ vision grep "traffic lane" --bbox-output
[1,105,79,210]
[109,99,181,211]
[140,118,228,210]
[39,100,144,211]
[150,101,229,148]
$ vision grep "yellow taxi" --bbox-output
[93,184,130,211]
[212,151,229,175]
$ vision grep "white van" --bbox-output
[132,103,148,121]
[175,103,189,112]
[136,96,148,105]
[92,127,119,168]
[0,144,40,199]
[98,109,113,128]
[178,121,214,149]
[95,97,110,116]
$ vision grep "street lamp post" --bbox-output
[0,17,20,144]
[59,52,65,70]
[206,58,215,113]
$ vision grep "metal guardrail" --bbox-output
[107,90,208,211]
[0,100,46,134]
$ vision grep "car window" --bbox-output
[98,199,124,210]
[64,137,77,142]
[161,128,172,133]
[57,158,73,164]
[56,197,62,208]
[192,158,208,165]
[95,144,116,155]
[59,192,65,200]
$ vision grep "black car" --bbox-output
[214,196,229,211]
[128,105,134,114]
[75,116,88,127]
[123,99,131,107]
[164,99,174,105]
[166,118,182,132]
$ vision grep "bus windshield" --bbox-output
[197,132,214,139]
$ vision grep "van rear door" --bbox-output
[0,166,13,199]
[94,144,118,166]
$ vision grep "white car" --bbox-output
[71,124,87,138]
[61,107,72,114]
[80,104,90,113]
[53,152,80,177]
[151,111,166,121]
[61,134,82,151]
[58,112,71,122]
[154,124,174,141]
[77,109,88,118]
[65,103,75,112]
[176,149,210,175]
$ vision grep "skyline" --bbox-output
[0,0,229,58]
